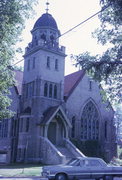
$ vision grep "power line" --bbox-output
[13,59,24,66]
[12,4,110,67]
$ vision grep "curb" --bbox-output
[0,176,48,179]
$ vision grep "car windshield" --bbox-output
[66,158,107,167]
[66,158,80,166]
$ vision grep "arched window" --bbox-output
[44,83,48,97]
[105,121,107,140]
[0,119,8,138]
[20,118,23,132]
[47,56,50,68]
[50,35,54,46]
[54,85,57,99]
[71,116,75,138]
[41,34,46,42]
[49,84,53,97]
[81,101,99,140]
[32,57,35,69]
[26,118,30,132]
[23,107,31,114]
[55,59,58,70]
[89,80,92,91]
[27,59,30,71]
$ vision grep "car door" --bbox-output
[90,159,106,179]
[64,159,91,179]
[77,159,92,179]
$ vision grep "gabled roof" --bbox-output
[14,70,23,95]
[41,106,59,125]
[64,70,85,100]
[41,105,72,127]
[14,69,85,99]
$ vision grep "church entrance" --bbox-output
[47,122,57,145]
[47,116,66,146]
[42,106,71,147]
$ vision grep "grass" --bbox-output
[0,163,42,177]
[118,145,122,159]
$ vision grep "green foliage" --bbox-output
[72,0,122,104]
[117,146,122,159]
[114,105,122,140]
[71,139,105,160]
[13,66,24,72]
[0,0,38,120]
[0,163,42,177]
[100,0,122,26]
[110,156,122,166]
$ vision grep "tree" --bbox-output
[0,0,37,120]
[72,0,122,104]
[114,105,122,141]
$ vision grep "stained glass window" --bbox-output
[49,84,53,97]
[0,119,8,138]
[44,82,58,99]
[54,85,57,99]
[81,101,99,140]
[44,83,48,97]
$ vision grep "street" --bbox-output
[0,178,46,180]
[0,177,121,180]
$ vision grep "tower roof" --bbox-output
[33,13,58,30]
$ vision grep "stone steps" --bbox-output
[56,146,75,161]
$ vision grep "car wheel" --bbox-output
[104,176,113,180]
[55,173,68,180]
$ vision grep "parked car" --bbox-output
[41,157,122,180]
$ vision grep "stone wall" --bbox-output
[66,74,116,161]
[40,136,65,165]
[64,138,85,157]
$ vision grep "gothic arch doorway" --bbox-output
[42,106,71,146]
[47,115,66,146]
[48,122,57,145]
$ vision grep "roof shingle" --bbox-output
[64,70,85,99]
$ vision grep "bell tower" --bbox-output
[21,7,66,112]
[17,4,66,162]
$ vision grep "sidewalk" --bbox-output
[0,164,42,178]
[0,177,48,180]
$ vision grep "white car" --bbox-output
[41,157,122,180]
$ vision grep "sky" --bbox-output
[16,0,107,75]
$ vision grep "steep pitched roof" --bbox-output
[14,70,23,95]
[14,69,85,98]
[41,106,59,125]
[40,105,71,127]
[64,70,85,100]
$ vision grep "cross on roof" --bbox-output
[46,1,50,13]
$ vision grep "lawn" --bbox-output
[0,163,42,177]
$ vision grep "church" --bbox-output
[0,7,117,164]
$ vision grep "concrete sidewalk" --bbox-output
[0,177,48,180]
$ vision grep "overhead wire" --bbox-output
[11,4,110,67]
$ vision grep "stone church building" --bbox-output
[0,11,116,164]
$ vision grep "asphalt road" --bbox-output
[0,178,121,180]
[0,178,46,180]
